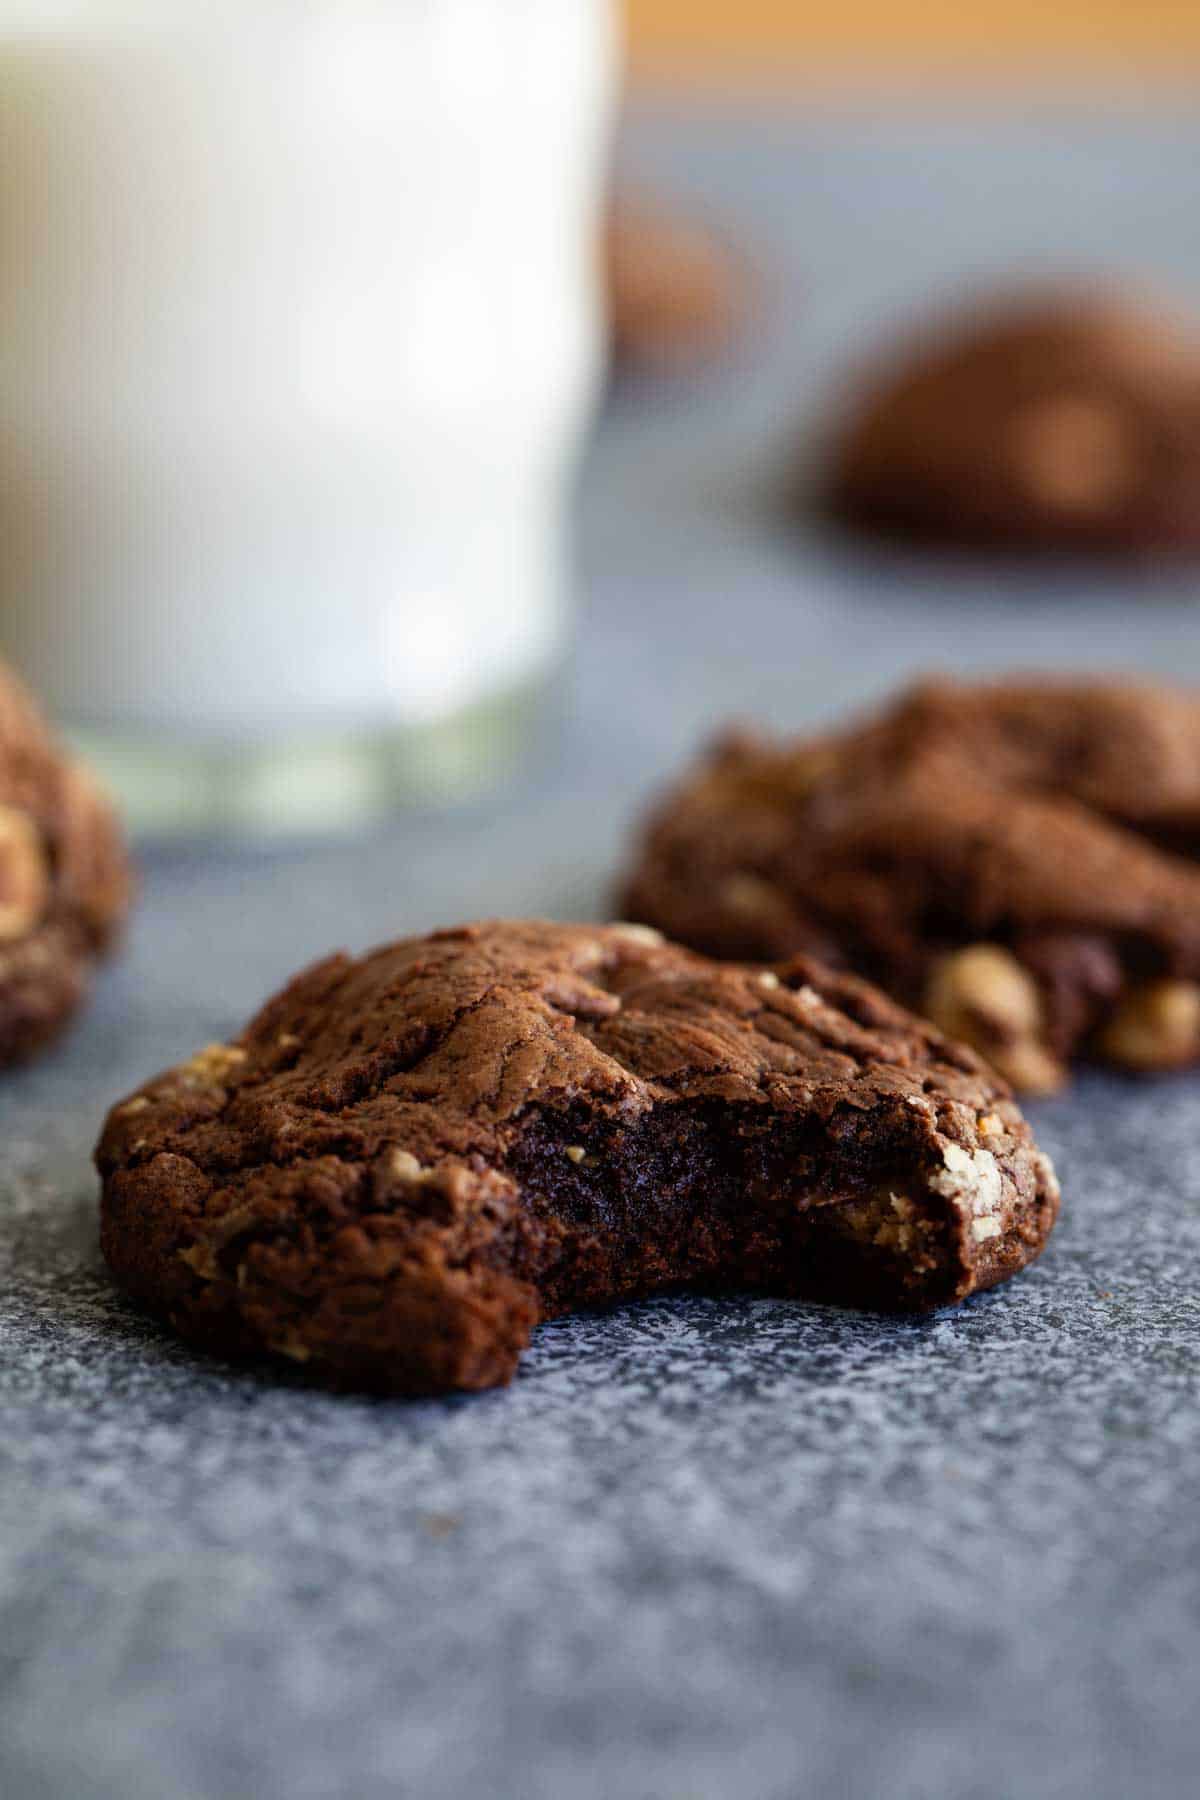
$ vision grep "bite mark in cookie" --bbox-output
[96,921,1059,1395]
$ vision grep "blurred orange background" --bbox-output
[626,0,1200,83]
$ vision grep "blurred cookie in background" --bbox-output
[821,288,1200,554]
[621,676,1200,1094]
[0,661,132,1065]
[605,197,749,373]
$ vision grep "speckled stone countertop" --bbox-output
[3,104,1200,1800]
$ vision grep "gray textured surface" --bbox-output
[4,102,1200,1800]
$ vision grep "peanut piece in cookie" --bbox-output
[924,945,1066,1097]
[1098,980,1200,1071]
[0,807,50,943]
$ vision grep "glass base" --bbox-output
[67,675,553,839]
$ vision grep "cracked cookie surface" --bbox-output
[823,289,1200,553]
[96,920,1059,1394]
[622,677,1200,1092]
[0,661,131,1064]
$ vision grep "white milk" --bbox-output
[0,2,616,825]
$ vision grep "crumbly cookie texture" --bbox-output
[822,288,1200,553]
[0,662,132,1064]
[96,921,1059,1395]
[621,677,1200,1092]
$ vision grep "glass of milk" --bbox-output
[0,1,617,832]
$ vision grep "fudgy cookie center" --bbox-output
[508,1102,979,1315]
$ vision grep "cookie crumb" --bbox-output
[423,1512,461,1539]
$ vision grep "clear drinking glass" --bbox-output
[0,1,617,832]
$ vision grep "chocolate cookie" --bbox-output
[0,661,131,1064]
[606,199,745,372]
[97,921,1058,1394]
[621,677,1200,1093]
[823,289,1200,552]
